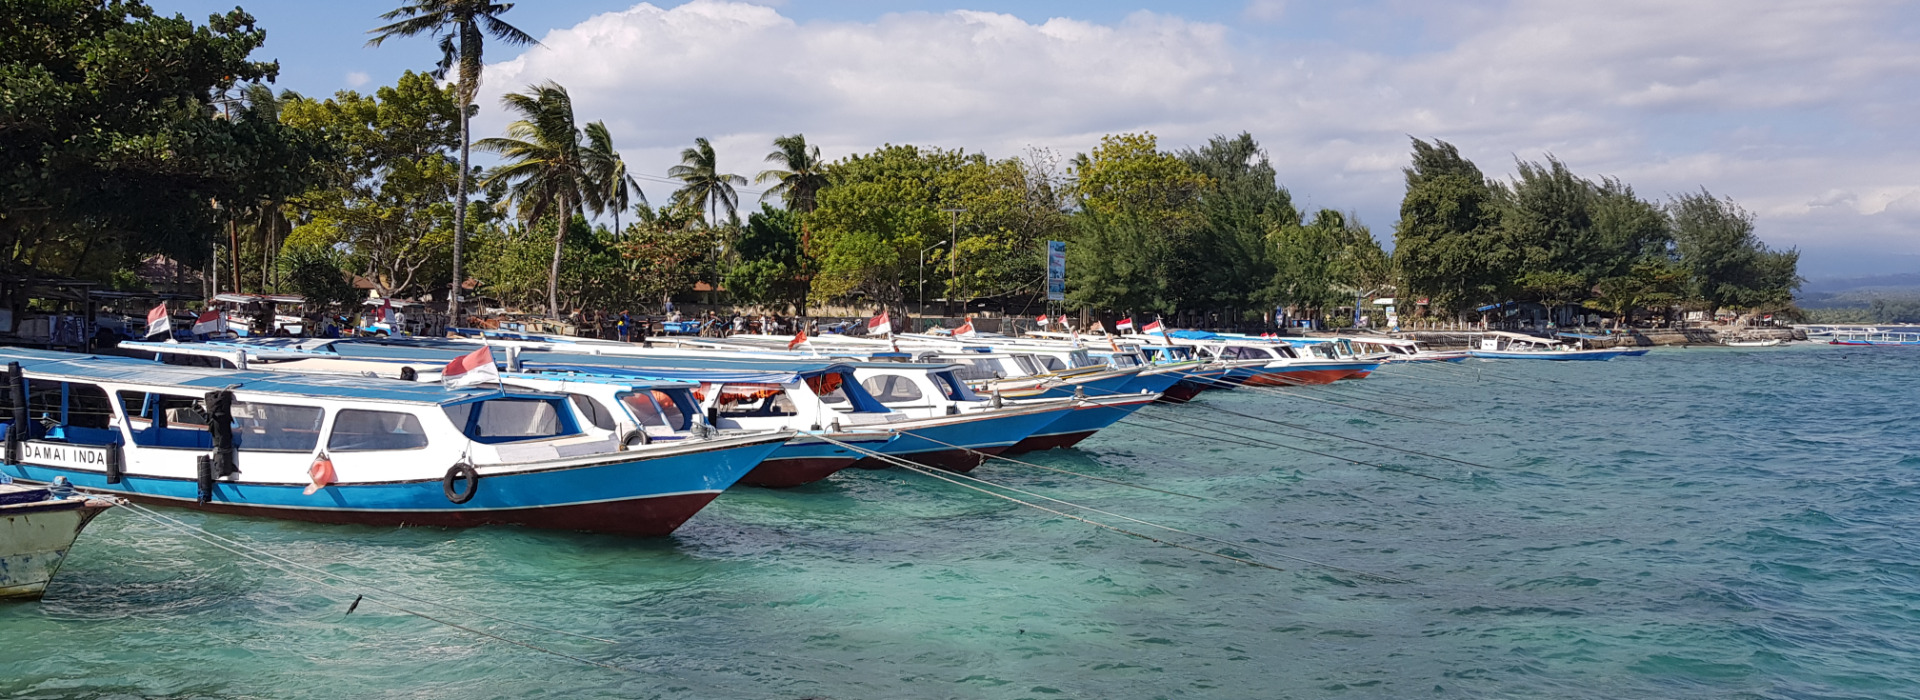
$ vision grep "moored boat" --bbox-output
[1467,331,1630,361]
[1,478,119,600]
[0,348,789,536]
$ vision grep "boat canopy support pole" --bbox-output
[6,362,23,464]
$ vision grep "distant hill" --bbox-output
[1797,273,1920,308]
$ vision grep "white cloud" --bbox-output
[476,0,1920,277]
[345,71,371,88]
[1243,0,1286,23]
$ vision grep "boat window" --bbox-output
[1037,355,1066,372]
[116,391,210,430]
[948,358,1004,381]
[713,383,797,418]
[26,381,115,431]
[232,402,324,452]
[453,398,571,441]
[615,391,686,433]
[1011,356,1040,375]
[932,371,978,402]
[329,409,429,451]
[569,394,617,431]
[806,373,850,405]
[860,375,924,404]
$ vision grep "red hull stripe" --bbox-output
[737,456,858,488]
[116,491,721,536]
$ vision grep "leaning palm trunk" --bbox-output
[450,101,470,326]
[548,198,567,317]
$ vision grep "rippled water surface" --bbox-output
[5,345,1918,699]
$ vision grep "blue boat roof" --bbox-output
[0,348,497,405]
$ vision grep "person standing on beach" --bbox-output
[617,310,631,342]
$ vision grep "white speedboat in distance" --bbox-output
[1468,331,1630,361]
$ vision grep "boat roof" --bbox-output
[0,348,497,406]
[1481,331,1563,341]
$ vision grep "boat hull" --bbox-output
[1007,394,1158,453]
[1,496,112,600]
[852,406,1066,473]
[1235,361,1380,386]
[1468,349,1625,361]
[1,436,786,537]
[739,434,892,488]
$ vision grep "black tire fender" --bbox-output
[442,463,479,504]
[619,430,650,450]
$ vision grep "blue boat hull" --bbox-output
[856,407,1067,472]
[1007,395,1157,453]
[0,437,786,536]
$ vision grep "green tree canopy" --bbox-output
[1392,138,1511,316]
[1,0,325,279]
[278,71,465,298]
[1670,190,1800,310]
[1065,133,1209,314]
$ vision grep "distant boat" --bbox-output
[1468,331,1630,361]
[2,479,118,600]
[1723,339,1784,347]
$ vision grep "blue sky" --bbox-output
[152,0,1920,279]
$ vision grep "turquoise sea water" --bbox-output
[4,345,1918,699]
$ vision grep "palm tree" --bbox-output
[367,0,537,325]
[755,134,827,213]
[474,82,595,317]
[668,137,746,226]
[582,121,646,234]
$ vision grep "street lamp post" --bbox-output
[939,208,965,318]
[919,241,947,314]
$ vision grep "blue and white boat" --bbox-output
[1468,332,1629,361]
[0,348,788,535]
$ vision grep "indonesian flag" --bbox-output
[146,303,171,337]
[442,345,500,389]
[193,310,227,336]
[1142,319,1164,334]
[303,453,336,495]
[1036,314,1050,327]
[866,310,891,334]
[954,319,977,338]
[788,329,809,350]
[1115,317,1135,333]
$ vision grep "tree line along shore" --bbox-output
[3,1,1799,332]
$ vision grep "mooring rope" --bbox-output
[816,436,1411,584]
[1123,410,1449,482]
[1153,402,1506,472]
[119,501,617,643]
[892,428,1206,500]
[1183,372,1470,426]
[116,502,636,673]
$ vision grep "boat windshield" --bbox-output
[442,397,577,444]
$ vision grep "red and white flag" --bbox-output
[1036,314,1050,327]
[1115,317,1135,333]
[866,310,891,335]
[303,453,336,495]
[954,319,977,338]
[146,303,171,337]
[1142,319,1164,334]
[193,310,227,336]
[788,329,810,350]
[442,345,500,389]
